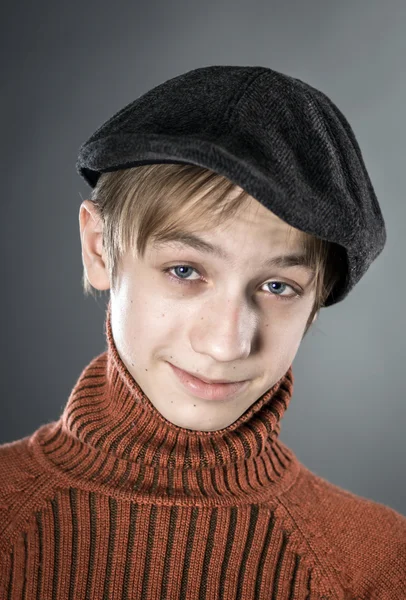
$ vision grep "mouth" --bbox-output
[168,362,250,401]
[183,370,245,385]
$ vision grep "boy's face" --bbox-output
[79,189,318,431]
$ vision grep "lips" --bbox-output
[183,371,243,385]
[168,362,250,401]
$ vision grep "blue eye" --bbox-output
[171,266,197,279]
[163,265,302,301]
[267,281,289,295]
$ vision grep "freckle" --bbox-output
[131,362,134,366]
[145,369,148,371]
[171,401,173,403]
[193,405,196,407]
[162,314,165,317]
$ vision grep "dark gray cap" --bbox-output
[76,65,386,307]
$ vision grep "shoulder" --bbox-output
[0,429,55,552]
[0,433,42,511]
[282,462,406,598]
[0,433,38,492]
[293,461,406,528]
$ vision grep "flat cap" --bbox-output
[76,65,386,307]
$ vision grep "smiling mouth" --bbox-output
[168,362,250,401]
[168,363,247,384]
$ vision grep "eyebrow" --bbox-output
[152,232,316,274]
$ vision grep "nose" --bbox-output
[189,295,258,363]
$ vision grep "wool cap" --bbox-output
[76,65,386,307]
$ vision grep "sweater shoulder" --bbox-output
[0,429,56,551]
[281,462,406,599]
[0,433,40,494]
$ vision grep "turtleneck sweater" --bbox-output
[0,306,405,600]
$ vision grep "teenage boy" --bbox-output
[1,65,405,599]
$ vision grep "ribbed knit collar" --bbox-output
[32,302,300,506]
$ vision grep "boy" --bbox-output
[1,65,405,599]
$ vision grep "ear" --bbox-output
[79,200,110,291]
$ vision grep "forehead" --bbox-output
[147,189,313,271]
[153,194,303,252]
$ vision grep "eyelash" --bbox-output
[162,265,303,301]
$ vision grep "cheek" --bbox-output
[118,289,181,349]
[262,308,309,354]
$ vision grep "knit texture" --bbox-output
[0,305,405,599]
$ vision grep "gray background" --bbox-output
[1,0,405,515]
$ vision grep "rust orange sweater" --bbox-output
[0,307,405,600]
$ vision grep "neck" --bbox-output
[33,302,300,506]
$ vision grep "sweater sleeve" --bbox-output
[279,463,406,600]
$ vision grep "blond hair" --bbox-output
[82,164,344,337]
